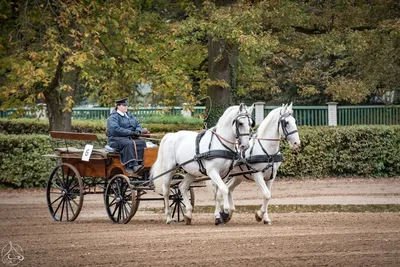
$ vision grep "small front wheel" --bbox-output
[104,174,138,224]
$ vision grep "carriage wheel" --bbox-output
[104,174,139,224]
[46,163,84,222]
[169,174,195,222]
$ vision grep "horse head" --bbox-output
[278,103,300,150]
[216,103,253,152]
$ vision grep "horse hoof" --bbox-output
[263,220,272,225]
[219,212,230,223]
[166,220,176,225]
[215,218,224,226]
[255,213,262,222]
[184,215,192,225]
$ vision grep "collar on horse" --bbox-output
[233,136,284,181]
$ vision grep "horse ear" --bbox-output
[247,103,255,114]
[288,102,293,110]
[239,103,245,112]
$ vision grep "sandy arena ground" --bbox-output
[1,178,400,267]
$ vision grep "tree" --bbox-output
[1,0,399,131]
[179,0,304,125]
[0,0,203,130]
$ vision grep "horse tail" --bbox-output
[151,133,175,194]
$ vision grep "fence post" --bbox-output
[254,102,265,126]
[181,103,192,117]
[36,104,47,120]
[327,102,338,126]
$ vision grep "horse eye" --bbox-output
[238,122,243,126]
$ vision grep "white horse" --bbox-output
[151,103,254,224]
[213,103,300,225]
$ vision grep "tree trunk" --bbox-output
[43,55,77,132]
[206,37,239,127]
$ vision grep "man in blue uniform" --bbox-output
[106,98,146,174]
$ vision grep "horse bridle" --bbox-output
[277,112,298,140]
[232,113,254,145]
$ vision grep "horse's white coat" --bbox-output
[151,103,254,224]
[213,103,300,224]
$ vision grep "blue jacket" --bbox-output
[106,111,143,142]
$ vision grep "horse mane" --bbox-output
[257,104,292,137]
[215,105,239,128]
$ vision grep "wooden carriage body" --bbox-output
[48,131,158,178]
[45,131,195,224]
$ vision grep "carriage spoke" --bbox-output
[50,194,63,206]
[121,204,128,221]
[53,196,65,216]
[65,196,69,220]
[67,182,79,194]
[122,203,130,219]
[60,196,66,221]
[171,200,178,218]
[124,192,132,202]
[111,183,119,197]
[117,203,122,223]
[111,202,119,217]
[108,197,117,207]
[65,168,70,192]
[66,195,76,216]
[51,180,63,191]
[55,173,65,189]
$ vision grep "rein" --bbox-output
[256,137,281,142]
[211,130,238,145]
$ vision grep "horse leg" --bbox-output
[225,176,243,223]
[208,170,231,224]
[261,165,279,224]
[213,182,224,225]
[179,173,196,225]
[161,173,174,224]
[252,171,272,223]
[261,177,275,225]
[213,177,241,225]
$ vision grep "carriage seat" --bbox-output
[105,141,158,153]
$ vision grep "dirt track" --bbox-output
[1,178,400,267]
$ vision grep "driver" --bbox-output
[106,98,146,174]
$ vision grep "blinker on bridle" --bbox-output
[232,113,254,145]
[278,113,298,140]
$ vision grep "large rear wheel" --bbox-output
[46,163,84,222]
[104,174,138,224]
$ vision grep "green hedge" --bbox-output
[0,118,203,134]
[0,125,399,188]
[279,125,400,177]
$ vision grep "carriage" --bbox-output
[45,131,197,224]
[45,103,299,226]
